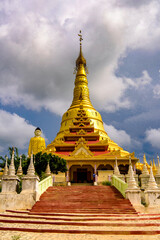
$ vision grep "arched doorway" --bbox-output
[69,165,94,183]
[119,164,129,174]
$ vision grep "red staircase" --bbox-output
[1,187,160,237]
[30,185,137,214]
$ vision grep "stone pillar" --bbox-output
[1,150,19,193]
[94,164,97,185]
[66,164,71,186]
[125,164,141,206]
[144,167,160,206]
[21,154,39,200]
[139,158,150,190]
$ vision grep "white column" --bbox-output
[94,164,97,185]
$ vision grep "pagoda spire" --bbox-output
[69,31,94,110]
[76,30,87,72]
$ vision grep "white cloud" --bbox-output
[103,123,142,152]
[0,0,159,115]
[145,128,160,148]
[153,84,160,99]
[91,70,152,112]
[0,110,36,153]
[104,123,131,148]
[124,70,152,89]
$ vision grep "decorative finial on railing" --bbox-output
[8,148,16,176]
[114,157,120,176]
[127,164,139,189]
[27,152,35,176]
[3,156,8,176]
[147,166,158,190]
[17,155,23,176]
[142,154,149,175]
[127,155,132,175]
[45,161,51,176]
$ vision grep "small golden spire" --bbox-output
[143,154,147,164]
[153,158,156,169]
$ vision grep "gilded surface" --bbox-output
[28,129,46,156]
[44,33,138,171]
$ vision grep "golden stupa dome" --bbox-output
[47,31,129,156]
[54,31,109,142]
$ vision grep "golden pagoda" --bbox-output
[44,31,138,183]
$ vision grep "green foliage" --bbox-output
[40,171,48,181]
[21,157,30,175]
[11,235,21,240]
[102,181,111,186]
[34,152,67,178]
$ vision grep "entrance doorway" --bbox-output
[77,168,91,183]
[70,165,93,183]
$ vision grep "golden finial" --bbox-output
[78,30,83,46]
[143,153,147,163]
[75,30,86,71]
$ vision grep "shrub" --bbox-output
[102,181,111,186]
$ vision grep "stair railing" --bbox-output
[38,175,52,196]
[111,175,128,197]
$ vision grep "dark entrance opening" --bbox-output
[71,165,93,183]
[75,168,91,183]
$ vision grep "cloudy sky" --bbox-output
[0,0,160,163]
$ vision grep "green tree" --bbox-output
[34,152,67,177]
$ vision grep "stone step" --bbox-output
[31,186,137,215]
[1,218,160,227]
[6,210,138,217]
[1,211,160,238]
[1,211,160,221]
[0,226,160,235]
